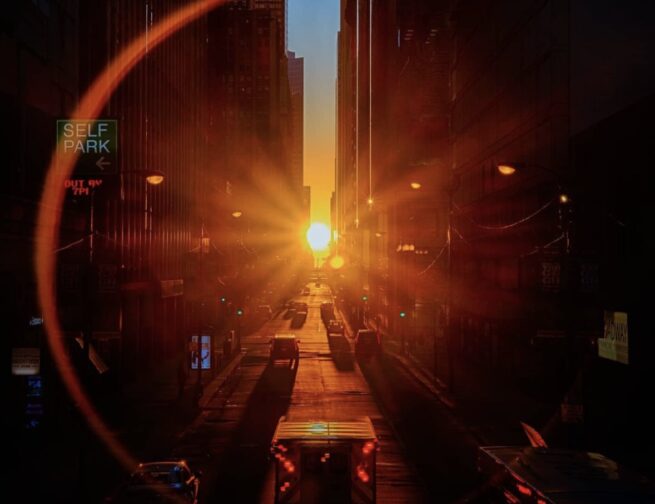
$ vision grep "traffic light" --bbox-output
[236,308,244,317]
[220,296,227,303]
[361,294,368,302]
[399,311,407,319]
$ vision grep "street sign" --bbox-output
[64,178,103,196]
[598,311,629,364]
[57,119,118,175]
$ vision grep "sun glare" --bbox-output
[306,222,331,251]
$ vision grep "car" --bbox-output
[269,333,300,367]
[293,301,308,312]
[291,310,308,328]
[354,329,381,359]
[326,319,344,336]
[320,302,335,323]
[108,460,200,503]
[255,304,273,320]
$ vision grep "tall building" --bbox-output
[251,0,288,52]
[287,51,304,199]
[4,1,209,497]
[207,0,301,284]
[208,2,288,206]
[1,0,80,335]
[448,0,655,467]
[302,185,311,229]
[336,0,451,332]
[71,0,209,376]
[3,0,80,472]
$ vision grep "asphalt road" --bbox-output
[159,282,427,503]
[102,281,487,503]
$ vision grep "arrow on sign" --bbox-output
[96,157,111,170]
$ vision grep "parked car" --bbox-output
[354,329,380,359]
[293,301,308,312]
[256,304,273,320]
[326,319,344,336]
[269,333,300,367]
[107,460,201,503]
[291,310,308,328]
[320,302,335,324]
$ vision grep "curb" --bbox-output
[385,350,457,410]
[336,305,490,447]
[384,349,489,447]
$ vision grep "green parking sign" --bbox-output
[57,119,118,175]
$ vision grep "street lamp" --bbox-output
[496,160,577,383]
[495,161,572,253]
[144,170,165,186]
[82,169,165,360]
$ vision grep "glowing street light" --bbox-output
[232,211,243,218]
[496,163,518,176]
[145,170,165,185]
[410,182,422,190]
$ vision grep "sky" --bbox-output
[288,0,340,227]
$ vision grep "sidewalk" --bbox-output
[337,306,553,447]
[117,347,246,427]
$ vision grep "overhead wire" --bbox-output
[453,199,554,231]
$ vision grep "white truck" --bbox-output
[270,416,379,503]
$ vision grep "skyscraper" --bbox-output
[287,51,304,199]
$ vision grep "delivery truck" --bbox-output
[270,416,378,503]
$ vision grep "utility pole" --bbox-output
[446,173,459,392]
[83,188,96,361]
[433,300,438,383]
[196,225,205,401]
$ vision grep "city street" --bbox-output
[146,281,427,503]
[6,1,655,502]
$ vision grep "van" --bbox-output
[354,330,380,359]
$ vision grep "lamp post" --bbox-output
[196,224,206,394]
[83,170,165,361]
[400,178,457,387]
[119,170,165,367]
[445,172,460,392]
[496,162,572,253]
[496,161,576,385]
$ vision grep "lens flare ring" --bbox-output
[35,0,228,471]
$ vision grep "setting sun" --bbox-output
[306,222,331,251]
